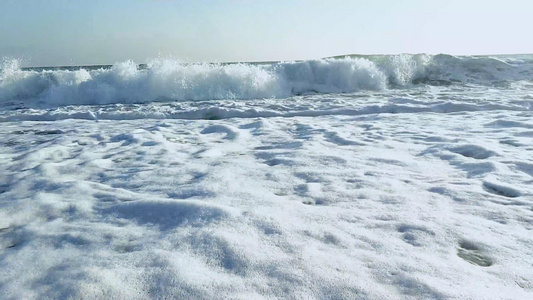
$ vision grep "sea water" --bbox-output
[1,54,532,299]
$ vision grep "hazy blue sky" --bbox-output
[1,0,532,66]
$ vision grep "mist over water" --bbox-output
[1,54,532,108]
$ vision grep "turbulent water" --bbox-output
[1,54,533,299]
[1,54,533,113]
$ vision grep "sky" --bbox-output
[1,0,532,67]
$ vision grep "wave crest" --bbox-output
[1,54,532,107]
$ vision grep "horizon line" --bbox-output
[9,52,533,69]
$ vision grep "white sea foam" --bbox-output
[1,54,533,299]
[2,55,532,108]
[1,109,532,299]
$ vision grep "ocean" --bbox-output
[1,54,532,299]
[2,54,533,120]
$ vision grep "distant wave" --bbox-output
[1,54,533,107]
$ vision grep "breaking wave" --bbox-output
[1,54,532,107]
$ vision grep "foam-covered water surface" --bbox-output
[1,55,532,299]
[2,54,533,108]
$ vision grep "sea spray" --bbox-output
[1,55,533,107]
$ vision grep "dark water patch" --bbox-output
[483,181,521,198]
[449,145,496,159]
[11,129,64,135]
[457,240,493,267]
[0,184,9,194]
